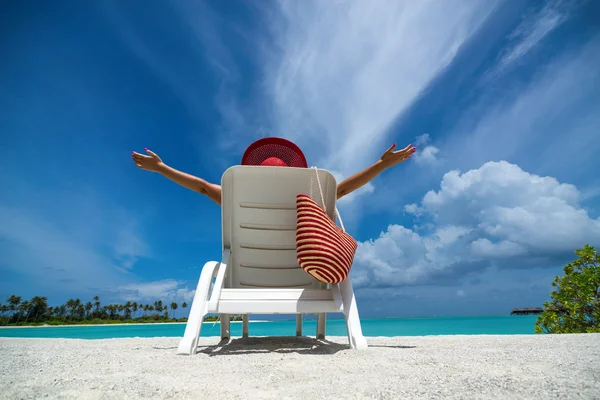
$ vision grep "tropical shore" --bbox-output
[0,320,268,329]
[0,322,186,329]
[1,334,599,399]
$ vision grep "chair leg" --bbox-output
[316,313,326,340]
[339,277,367,350]
[242,314,249,338]
[177,261,219,355]
[220,313,230,341]
[296,314,303,336]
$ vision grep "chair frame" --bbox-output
[177,166,367,355]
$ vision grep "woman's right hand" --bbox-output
[132,148,164,172]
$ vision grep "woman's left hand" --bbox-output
[380,143,417,168]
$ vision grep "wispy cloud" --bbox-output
[105,0,500,175]
[439,34,600,181]
[415,134,432,147]
[261,0,498,175]
[0,183,150,299]
[0,205,129,296]
[98,4,204,120]
[357,1,594,217]
[113,219,150,270]
[117,279,195,303]
[487,0,574,79]
[581,184,600,202]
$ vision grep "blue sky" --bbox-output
[1,0,599,318]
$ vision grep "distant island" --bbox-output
[510,307,543,315]
[0,294,243,327]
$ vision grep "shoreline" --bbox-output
[0,314,530,329]
[0,320,269,329]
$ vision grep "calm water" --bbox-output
[0,316,539,339]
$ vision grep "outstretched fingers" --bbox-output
[145,148,158,158]
[131,151,150,169]
[393,144,416,156]
[132,152,149,162]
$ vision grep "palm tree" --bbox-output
[7,295,21,323]
[93,296,101,317]
[55,304,67,322]
[0,303,8,325]
[20,300,32,323]
[8,294,21,308]
[124,302,132,320]
[65,298,76,321]
[85,302,93,320]
[154,300,163,314]
[73,299,82,321]
[170,302,178,319]
[181,302,188,318]
[30,296,48,322]
[132,302,139,319]
[76,304,85,321]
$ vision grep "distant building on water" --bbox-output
[510,307,543,315]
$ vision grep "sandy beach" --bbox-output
[1,334,599,399]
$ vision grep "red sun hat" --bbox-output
[241,137,308,168]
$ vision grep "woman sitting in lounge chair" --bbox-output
[131,137,416,205]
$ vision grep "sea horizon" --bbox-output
[0,315,541,339]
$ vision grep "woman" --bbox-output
[131,137,416,205]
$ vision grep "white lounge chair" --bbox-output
[177,166,367,355]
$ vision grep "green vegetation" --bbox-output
[535,244,600,334]
[0,295,242,326]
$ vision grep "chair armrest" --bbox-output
[207,249,231,311]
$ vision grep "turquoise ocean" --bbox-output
[0,315,540,339]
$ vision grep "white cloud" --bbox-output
[352,161,600,287]
[412,133,440,165]
[488,0,572,78]
[414,146,440,165]
[117,279,195,303]
[471,238,527,258]
[456,290,466,297]
[415,134,432,147]
[404,203,424,217]
[263,0,498,175]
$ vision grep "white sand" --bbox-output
[1,334,599,399]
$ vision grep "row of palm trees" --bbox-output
[0,294,206,326]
